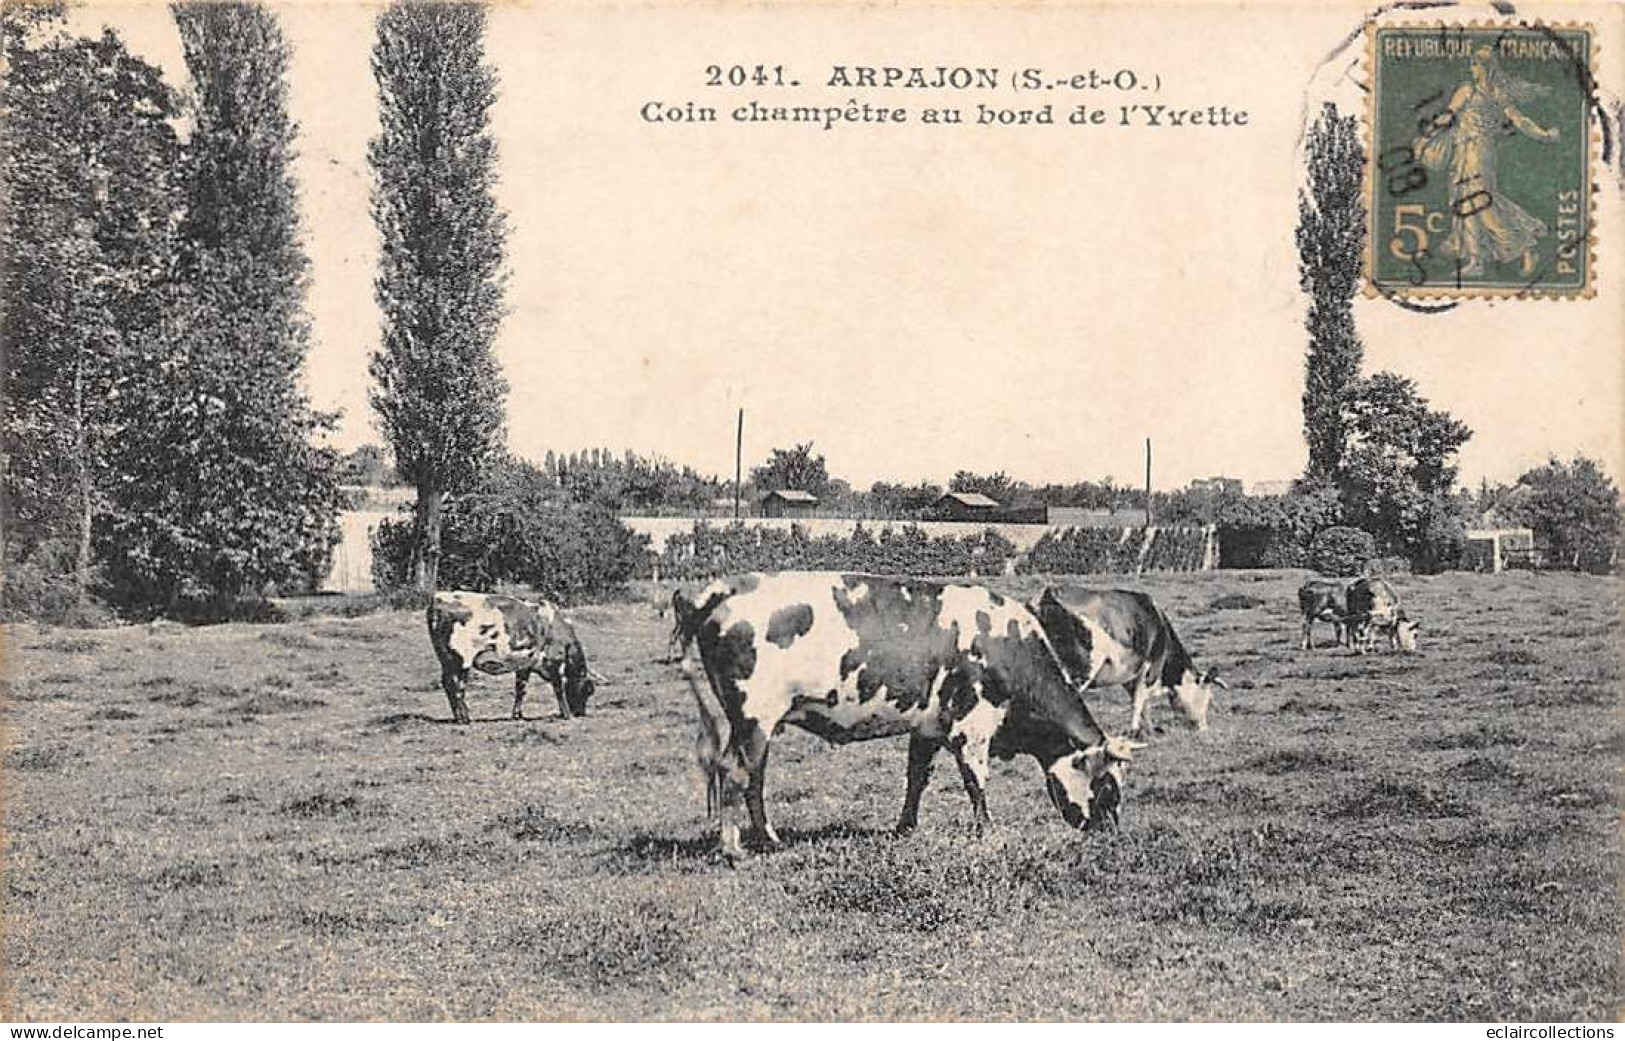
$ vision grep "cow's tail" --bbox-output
[681,651,729,820]
[425,594,456,668]
[672,582,750,820]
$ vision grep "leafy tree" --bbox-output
[868,480,943,516]
[1308,525,1378,577]
[96,2,341,612]
[1508,456,1620,573]
[1,9,183,607]
[751,442,830,497]
[338,444,400,486]
[949,470,1023,504]
[1029,478,1128,509]
[372,456,649,601]
[540,446,723,512]
[369,1,508,593]
[1334,371,1471,566]
[1298,103,1366,484]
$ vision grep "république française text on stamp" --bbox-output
[1366,23,1594,298]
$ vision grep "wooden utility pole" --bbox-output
[734,408,744,520]
[1144,437,1153,527]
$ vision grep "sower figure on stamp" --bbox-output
[1414,46,1561,278]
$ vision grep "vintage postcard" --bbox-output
[3,0,1622,1025]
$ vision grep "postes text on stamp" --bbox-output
[1367,23,1593,298]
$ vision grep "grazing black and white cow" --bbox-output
[677,572,1144,858]
[1298,578,1354,650]
[426,591,596,724]
[1345,577,1420,653]
[1030,587,1223,738]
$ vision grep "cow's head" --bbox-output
[1394,617,1421,653]
[1043,736,1146,830]
[563,668,595,716]
[1170,668,1225,731]
[542,637,595,716]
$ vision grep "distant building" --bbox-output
[1189,476,1243,495]
[759,488,819,518]
[1247,479,1295,497]
[1464,527,1537,573]
[932,491,1001,521]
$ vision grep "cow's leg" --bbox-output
[1301,616,1313,651]
[896,734,940,836]
[948,737,992,831]
[736,721,781,850]
[1129,679,1158,738]
[440,665,472,725]
[511,669,529,721]
[946,699,1001,831]
[549,668,574,720]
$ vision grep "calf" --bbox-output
[1031,587,1224,737]
[1345,577,1420,653]
[1298,578,1353,650]
[680,572,1144,858]
[427,591,595,724]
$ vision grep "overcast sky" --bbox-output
[72,1,1624,491]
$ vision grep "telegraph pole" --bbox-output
[734,408,744,520]
[1144,437,1153,528]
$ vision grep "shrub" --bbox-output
[374,502,648,603]
[168,597,290,625]
[1212,488,1342,568]
[1309,526,1377,577]
[0,541,116,626]
[1410,506,1467,575]
[1364,555,1412,576]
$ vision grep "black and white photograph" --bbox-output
[2,0,1622,1023]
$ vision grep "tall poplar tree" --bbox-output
[1297,103,1367,485]
[368,1,509,593]
[97,2,340,611]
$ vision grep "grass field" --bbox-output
[3,569,1620,1021]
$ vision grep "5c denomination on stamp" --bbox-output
[1366,23,1594,298]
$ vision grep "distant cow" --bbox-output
[427,591,596,724]
[1298,578,1353,650]
[679,572,1144,858]
[1345,577,1420,653]
[1031,587,1224,737]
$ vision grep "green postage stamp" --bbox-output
[1366,23,1594,298]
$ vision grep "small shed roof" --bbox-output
[762,489,819,503]
[938,491,999,508]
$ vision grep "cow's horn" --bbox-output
[586,667,608,684]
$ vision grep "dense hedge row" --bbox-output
[1015,526,1214,575]
[650,521,1216,580]
[649,523,1021,580]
